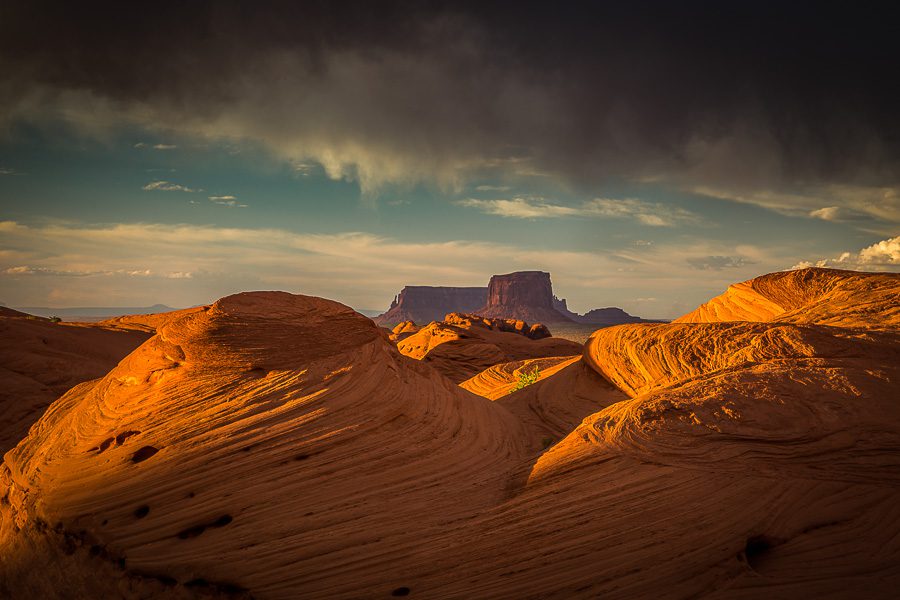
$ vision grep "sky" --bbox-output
[0,2,898,319]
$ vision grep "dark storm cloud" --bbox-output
[2,1,899,201]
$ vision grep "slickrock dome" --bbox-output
[396,312,580,382]
[2,269,900,599]
[1,292,526,598]
[675,267,900,327]
[0,308,150,454]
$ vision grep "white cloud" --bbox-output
[809,206,854,221]
[135,142,177,150]
[458,196,698,227]
[143,180,198,192]
[0,168,14,175]
[3,265,152,277]
[636,214,667,227]
[292,162,318,177]
[458,197,578,219]
[791,235,900,271]
[475,185,511,191]
[208,195,247,208]
[859,237,900,264]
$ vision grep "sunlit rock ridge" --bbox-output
[1,268,898,599]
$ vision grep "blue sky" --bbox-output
[1,125,895,319]
[1,4,898,319]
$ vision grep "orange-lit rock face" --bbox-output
[1,292,528,597]
[98,305,208,333]
[0,308,151,453]
[2,270,900,599]
[675,267,900,327]
[387,319,421,343]
[396,312,580,382]
[477,271,573,323]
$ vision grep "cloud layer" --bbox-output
[458,197,698,226]
[143,181,198,193]
[0,219,799,318]
[1,2,898,216]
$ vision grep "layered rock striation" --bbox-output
[3,268,899,599]
[0,308,151,454]
[396,312,580,382]
[0,292,528,598]
[675,267,900,327]
[476,271,572,323]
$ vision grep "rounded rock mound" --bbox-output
[1,291,525,599]
[674,267,900,327]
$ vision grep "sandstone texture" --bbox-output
[2,268,899,599]
[0,308,150,454]
[476,271,572,323]
[396,312,580,382]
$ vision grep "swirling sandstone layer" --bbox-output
[0,308,151,454]
[2,268,898,599]
[516,268,900,597]
[1,293,527,598]
[98,306,208,333]
[462,357,626,451]
[396,313,580,382]
[675,267,900,327]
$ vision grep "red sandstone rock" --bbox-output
[477,271,572,323]
[373,286,486,326]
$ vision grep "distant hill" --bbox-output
[374,270,657,326]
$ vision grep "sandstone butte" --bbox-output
[374,270,649,327]
[1,266,898,599]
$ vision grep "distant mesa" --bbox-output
[476,271,571,323]
[376,286,486,326]
[553,300,649,325]
[374,270,653,326]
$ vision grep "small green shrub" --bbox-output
[513,366,541,390]
[49,316,62,323]
[541,436,556,450]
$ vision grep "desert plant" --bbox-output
[49,316,62,323]
[513,366,541,390]
[541,436,556,450]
